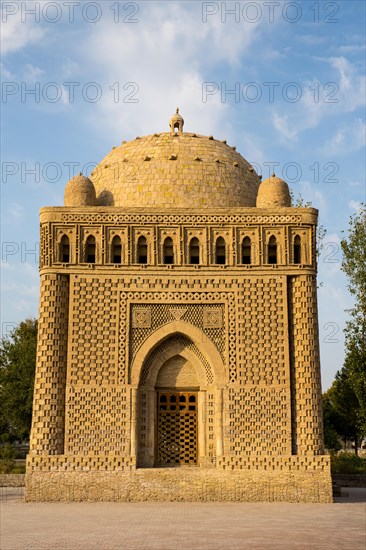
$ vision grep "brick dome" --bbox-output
[64,174,97,206]
[91,131,261,208]
[256,174,291,208]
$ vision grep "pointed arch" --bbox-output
[163,237,174,264]
[293,234,301,264]
[215,236,226,264]
[59,234,70,263]
[130,321,225,387]
[85,235,96,263]
[242,236,251,264]
[137,235,148,264]
[189,237,200,264]
[143,343,204,389]
[268,235,277,264]
[111,235,122,264]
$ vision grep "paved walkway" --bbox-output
[1,490,365,550]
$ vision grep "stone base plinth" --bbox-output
[25,455,332,503]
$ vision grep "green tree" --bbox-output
[290,190,327,281]
[0,319,38,441]
[324,369,361,453]
[322,390,342,452]
[341,204,366,433]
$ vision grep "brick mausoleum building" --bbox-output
[26,110,332,502]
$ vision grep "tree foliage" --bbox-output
[341,204,366,432]
[0,319,38,440]
[341,204,366,300]
[290,190,327,281]
[323,369,361,453]
[322,392,342,452]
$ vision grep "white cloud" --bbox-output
[0,62,14,79]
[325,129,344,150]
[298,34,327,46]
[349,199,363,212]
[329,56,366,112]
[322,118,366,155]
[61,61,79,78]
[9,203,24,219]
[76,2,263,140]
[319,282,349,311]
[1,3,46,55]
[260,48,284,61]
[238,132,267,167]
[291,180,327,212]
[338,44,366,53]
[272,113,298,141]
[272,56,366,142]
[23,63,44,81]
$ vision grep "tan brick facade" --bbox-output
[26,117,332,502]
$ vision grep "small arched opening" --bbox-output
[163,237,174,264]
[137,236,148,264]
[242,236,251,265]
[294,235,301,264]
[189,237,200,264]
[85,235,96,263]
[60,234,70,263]
[215,237,226,264]
[268,235,277,264]
[111,235,122,264]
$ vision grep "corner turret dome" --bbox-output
[256,174,291,208]
[64,173,97,206]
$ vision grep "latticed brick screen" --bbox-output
[157,392,198,466]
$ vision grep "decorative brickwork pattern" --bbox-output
[65,386,128,455]
[26,454,134,473]
[132,307,152,328]
[206,392,217,464]
[203,307,223,328]
[30,274,69,454]
[59,212,303,225]
[130,302,226,364]
[40,224,51,268]
[27,120,330,502]
[288,275,324,455]
[236,277,287,386]
[41,211,314,269]
[69,277,119,386]
[224,386,291,458]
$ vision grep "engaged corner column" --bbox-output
[130,387,138,459]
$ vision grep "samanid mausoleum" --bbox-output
[26,109,332,502]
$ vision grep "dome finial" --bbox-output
[169,108,184,134]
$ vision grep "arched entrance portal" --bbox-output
[129,323,225,468]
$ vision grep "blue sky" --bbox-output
[1,0,365,389]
